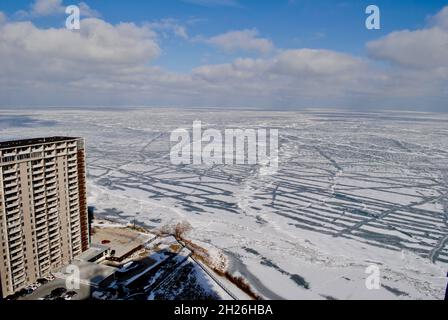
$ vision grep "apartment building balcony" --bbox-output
[6,216,20,226]
[6,206,20,215]
[34,215,46,225]
[36,222,47,231]
[31,144,44,152]
[72,242,81,251]
[69,180,79,187]
[71,214,80,222]
[46,189,57,198]
[10,245,22,256]
[37,246,49,257]
[13,270,26,281]
[34,205,46,214]
[50,238,60,248]
[70,204,79,212]
[34,183,46,192]
[44,152,56,159]
[33,181,45,189]
[39,255,50,264]
[40,248,51,257]
[32,160,44,168]
[7,217,21,228]
[4,186,19,195]
[2,149,17,157]
[71,221,80,230]
[36,229,48,239]
[68,161,77,168]
[67,160,78,169]
[48,224,59,234]
[45,170,56,178]
[9,225,22,237]
[47,201,57,209]
[34,198,46,207]
[49,232,59,241]
[11,257,24,269]
[48,214,58,223]
[40,263,50,273]
[69,194,79,201]
[44,143,56,149]
[11,264,25,275]
[32,168,44,175]
[68,182,78,189]
[48,213,59,222]
[72,246,81,255]
[13,274,26,287]
[17,147,31,154]
[68,172,78,179]
[5,192,19,202]
[2,165,17,174]
[8,226,22,235]
[6,200,19,209]
[47,206,57,214]
[49,227,59,237]
[50,252,61,261]
[3,180,17,188]
[69,201,79,209]
[40,262,50,272]
[45,172,56,180]
[16,155,30,163]
[71,232,81,241]
[3,173,18,182]
[36,232,48,242]
[70,213,80,221]
[71,222,80,231]
[45,159,56,166]
[37,241,48,251]
[33,173,44,181]
[34,192,45,201]
[46,180,57,187]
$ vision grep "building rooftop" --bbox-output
[0,136,79,150]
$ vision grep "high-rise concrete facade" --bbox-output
[0,137,89,298]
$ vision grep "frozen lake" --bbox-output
[1,108,447,299]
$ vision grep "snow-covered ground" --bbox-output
[1,108,448,300]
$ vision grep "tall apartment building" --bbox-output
[0,137,89,298]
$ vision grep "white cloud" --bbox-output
[0,18,160,92]
[273,49,365,76]
[147,19,189,39]
[0,11,6,25]
[1,19,159,65]
[204,29,274,54]
[367,28,448,69]
[78,2,101,18]
[0,7,447,110]
[18,0,100,18]
[367,6,448,69]
[430,6,448,29]
[31,0,64,16]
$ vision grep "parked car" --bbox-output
[51,287,67,297]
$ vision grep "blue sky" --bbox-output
[0,0,448,110]
[1,0,446,71]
